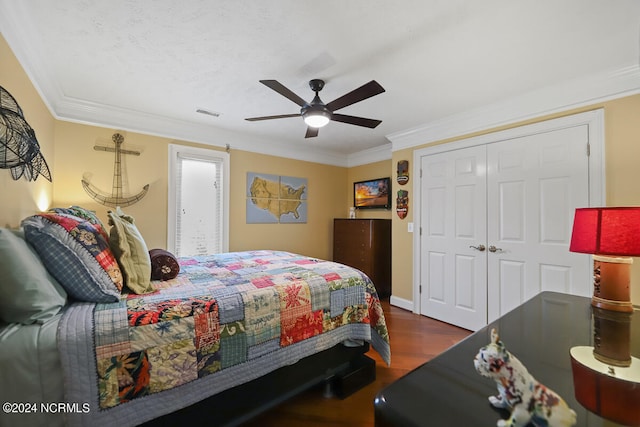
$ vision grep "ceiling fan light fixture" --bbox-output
[302,104,331,128]
[246,79,384,137]
[303,111,330,128]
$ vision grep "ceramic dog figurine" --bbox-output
[473,329,577,427]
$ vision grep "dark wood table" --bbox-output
[374,292,640,426]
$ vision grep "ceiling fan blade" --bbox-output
[325,80,385,112]
[305,127,319,138]
[331,113,382,128]
[259,80,307,107]
[245,113,300,121]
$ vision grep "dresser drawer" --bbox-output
[332,218,391,298]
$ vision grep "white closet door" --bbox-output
[486,125,591,322]
[418,123,593,331]
[420,145,488,331]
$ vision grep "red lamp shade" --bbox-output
[570,207,640,256]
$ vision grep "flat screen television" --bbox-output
[354,177,391,210]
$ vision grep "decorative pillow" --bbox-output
[49,205,108,239]
[149,248,180,281]
[0,228,67,324]
[21,213,123,303]
[108,208,153,294]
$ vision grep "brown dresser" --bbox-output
[333,218,391,298]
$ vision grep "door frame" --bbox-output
[411,109,605,315]
[167,144,230,255]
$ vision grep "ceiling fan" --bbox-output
[245,79,385,138]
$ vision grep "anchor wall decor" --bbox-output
[82,133,149,207]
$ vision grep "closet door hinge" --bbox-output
[419,285,422,294]
[587,143,591,156]
[420,169,423,178]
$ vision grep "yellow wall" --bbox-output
[391,95,640,305]
[0,35,55,228]
[389,152,414,300]
[52,122,172,249]
[229,150,348,260]
[52,121,351,260]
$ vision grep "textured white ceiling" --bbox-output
[1,0,639,165]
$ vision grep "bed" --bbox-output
[0,207,390,427]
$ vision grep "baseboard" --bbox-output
[389,295,413,312]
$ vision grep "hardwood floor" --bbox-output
[241,300,472,426]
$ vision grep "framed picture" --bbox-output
[354,177,391,210]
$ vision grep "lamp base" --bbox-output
[591,255,633,313]
[592,307,632,367]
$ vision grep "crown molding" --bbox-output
[49,88,379,168]
[346,142,392,167]
[388,64,640,151]
[54,94,353,167]
[54,92,385,167]
[0,2,65,114]
[52,93,380,168]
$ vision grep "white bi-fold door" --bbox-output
[417,112,601,331]
[420,145,488,331]
[485,126,592,323]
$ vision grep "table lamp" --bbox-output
[569,207,640,313]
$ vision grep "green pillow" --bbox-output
[108,208,153,294]
[0,228,67,324]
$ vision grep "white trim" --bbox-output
[0,1,62,114]
[345,143,392,167]
[411,109,606,315]
[50,95,389,168]
[167,144,230,253]
[389,295,413,312]
[53,96,352,167]
[411,156,422,314]
[388,65,640,152]
[49,63,637,167]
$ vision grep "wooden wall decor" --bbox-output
[396,160,408,185]
[396,190,408,219]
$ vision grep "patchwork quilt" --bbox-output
[58,250,390,427]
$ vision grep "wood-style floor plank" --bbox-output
[241,300,471,426]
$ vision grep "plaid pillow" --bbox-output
[22,212,123,303]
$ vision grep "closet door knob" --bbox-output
[469,244,486,251]
[488,245,503,253]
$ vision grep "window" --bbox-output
[168,144,229,257]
